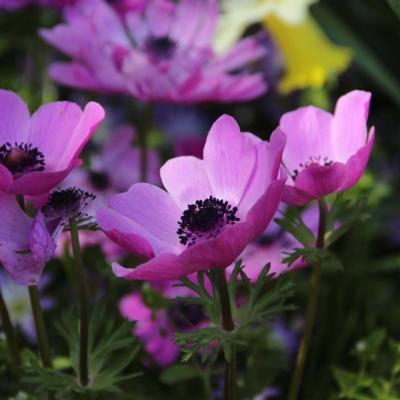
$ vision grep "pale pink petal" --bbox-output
[332,90,371,162]
[160,156,213,209]
[203,115,257,207]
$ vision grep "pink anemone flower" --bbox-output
[40,0,267,103]
[280,90,374,206]
[97,114,286,281]
[0,89,104,196]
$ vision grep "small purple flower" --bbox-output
[280,90,374,206]
[40,0,268,103]
[97,114,286,281]
[0,187,95,286]
[0,90,104,196]
[119,283,206,367]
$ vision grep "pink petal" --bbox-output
[203,115,257,207]
[0,165,13,193]
[10,159,81,196]
[280,106,334,176]
[332,90,371,162]
[0,89,30,144]
[160,156,213,209]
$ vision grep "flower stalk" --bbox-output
[138,103,153,182]
[69,217,89,387]
[28,285,52,368]
[0,290,21,375]
[215,269,236,400]
[288,197,328,400]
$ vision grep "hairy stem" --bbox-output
[288,198,328,400]
[215,269,236,400]
[28,285,52,368]
[0,290,21,375]
[69,218,89,387]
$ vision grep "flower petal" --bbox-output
[0,89,30,145]
[203,114,257,206]
[332,90,371,162]
[160,156,213,209]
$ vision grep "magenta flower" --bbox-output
[0,194,58,286]
[280,90,374,206]
[40,0,267,103]
[0,0,74,10]
[97,114,286,281]
[0,90,104,196]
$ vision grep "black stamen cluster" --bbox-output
[0,142,45,176]
[42,187,95,221]
[177,196,240,246]
[145,35,176,60]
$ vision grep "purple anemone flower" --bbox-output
[280,90,374,206]
[0,90,104,196]
[40,0,268,103]
[0,187,95,285]
[97,114,286,281]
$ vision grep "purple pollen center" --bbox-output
[177,196,240,247]
[0,142,45,177]
[42,187,95,221]
[145,36,176,60]
[292,155,333,181]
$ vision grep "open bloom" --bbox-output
[0,89,104,195]
[97,114,286,281]
[280,90,374,206]
[40,0,267,103]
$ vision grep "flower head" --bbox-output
[280,90,374,206]
[120,283,206,367]
[97,114,286,281]
[0,90,104,196]
[40,0,267,103]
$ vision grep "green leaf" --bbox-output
[352,329,386,364]
[387,0,400,19]
[160,365,201,385]
[283,248,343,272]
[313,5,400,107]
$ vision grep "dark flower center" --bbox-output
[0,142,45,177]
[89,171,110,191]
[42,187,95,221]
[145,36,176,60]
[292,155,333,181]
[177,196,240,247]
[167,302,205,330]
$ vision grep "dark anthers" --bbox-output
[177,196,240,247]
[42,187,95,221]
[0,142,45,177]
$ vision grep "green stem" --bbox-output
[69,218,89,387]
[28,285,52,368]
[288,198,328,400]
[137,103,153,182]
[0,290,21,375]
[215,269,236,400]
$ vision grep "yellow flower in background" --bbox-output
[214,0,352,94]
[215,0,317,53]
[264,15,351,93]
